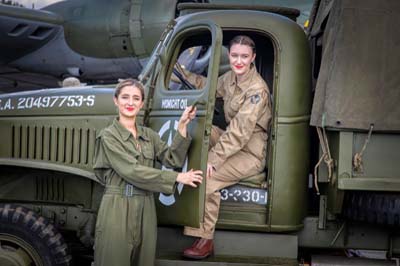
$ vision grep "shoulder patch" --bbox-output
[250,94,261,104]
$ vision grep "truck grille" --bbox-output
[11,124,96,166]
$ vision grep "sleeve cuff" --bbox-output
[172,131,192,150]
[160,171,179,194]
[178,130,192,141]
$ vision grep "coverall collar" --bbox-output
[113,118,150,142]
[229,64,257,91]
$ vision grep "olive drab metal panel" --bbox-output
[148,21,222,227]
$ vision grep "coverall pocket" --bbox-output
[142,146,154,161]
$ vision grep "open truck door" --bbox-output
[144,20,222,227]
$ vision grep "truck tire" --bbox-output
[0,204,71,266]
[343,191,400,226]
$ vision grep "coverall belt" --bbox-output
[104,185,151,196]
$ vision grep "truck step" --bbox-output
[156,254,298,266]
[157,227,298,259]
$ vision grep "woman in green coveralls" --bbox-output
[93,79,203,266]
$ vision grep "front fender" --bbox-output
[0,158,99,183]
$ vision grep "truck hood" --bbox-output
[0,87,116,117]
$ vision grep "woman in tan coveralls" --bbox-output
[93,79,203,266]
[181,35,272,259]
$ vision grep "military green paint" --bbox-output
[321,131,345,215]
[298,217,400,256]
[0,87,116,116]
[0,167,94,208]
[151,20,223,227]
[321,130,400,214]
[339,177,400,192]
[0,116,112,173]
[178,2,300,21]
[0,159,96,182]
[270,123,309,231]
[353,133,400,179]
[170,9,311,231]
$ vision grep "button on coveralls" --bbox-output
[182,65,272,239]
[93,118,191,266]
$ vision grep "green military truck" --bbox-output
[0,1,399,265]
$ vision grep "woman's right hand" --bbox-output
[206,163,215,179]
[177,106,196,138]
[176,169,203,188]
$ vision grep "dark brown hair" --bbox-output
[114,78,145,101]
[229,35,256,54]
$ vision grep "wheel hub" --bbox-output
[0,234,42,266]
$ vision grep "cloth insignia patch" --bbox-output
[250,94,261,104]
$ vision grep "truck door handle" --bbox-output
[191,99,206,109]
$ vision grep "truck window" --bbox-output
[166,31,275,95]
[168,46,209,91]
[165,29,276,137]
[169,45,231,91]
[166,32,213,91]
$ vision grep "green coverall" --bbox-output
[93,118,191,266]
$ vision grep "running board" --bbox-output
[157,226,298,263]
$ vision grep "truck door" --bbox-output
[147,21,222,227]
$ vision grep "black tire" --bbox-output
[343,191,400,226]
[0,204,71,266]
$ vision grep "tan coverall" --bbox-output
[182,65,271,239]
[93,118,191,266]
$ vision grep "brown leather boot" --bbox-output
[183,238,214,259]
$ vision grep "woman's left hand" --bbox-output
[178,106,196,137]
[176,169,203,188]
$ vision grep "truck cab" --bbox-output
[142,6,311,234]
